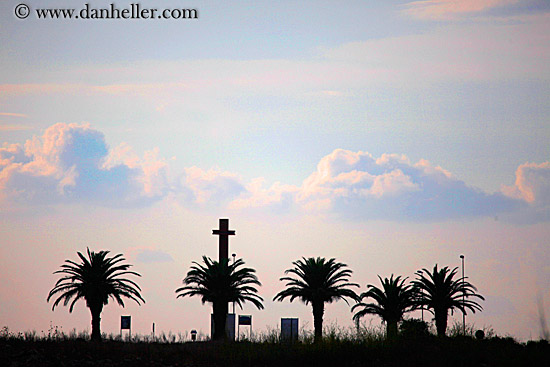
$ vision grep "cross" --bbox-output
[212,218,235,262]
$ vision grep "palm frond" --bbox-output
[412,264,484,316]
[47,248,145,312]
[175,256,264,310]
[353,274,417,324]
[273,257,358,305]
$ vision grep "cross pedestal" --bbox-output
[212,218,235,262]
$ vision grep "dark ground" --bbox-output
[1,336,549,367]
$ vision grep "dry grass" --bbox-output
[1,323,549,367]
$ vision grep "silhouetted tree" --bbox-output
[176,256,263,341]
[352,275,417,339]
[47,248,144,342]
[413,264,484,337]
[273,257,359,342]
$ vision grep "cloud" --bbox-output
[178,166,246,207]
[502,162,550,205]
[0,123,169,207]
[0,112,27,118]
[228,178,299,213]
[0,143,30,168]
[0,124,246,210]
[135,249,174,264]
[0,125,32,132]
[221,148,537,222]
[2,124,550,222]
[403,0,520,20]
[324,15,550,82]
[102,143,169,199]
[296,149,522,221]
[0,122,32,131]
[2,13,547,110]
[500,162,550,223]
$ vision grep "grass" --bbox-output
[1,322,549,366]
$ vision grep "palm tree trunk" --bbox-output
[434,308,448,337]
[89,304,102,342]
[312,301,324,343]
[212,301,228,341]
[387,320,398,340]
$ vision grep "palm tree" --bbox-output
[352,274,417,339]
[412,264,484,337]
[273,257,359,342]
[47,248,144,341]
[176,256,264,341]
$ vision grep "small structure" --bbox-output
[211,313,236,341]
[190,329,197,341]
[120,315,131,339]
[281,318,299,343]
[238,315,252,340]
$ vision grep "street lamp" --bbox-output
[460,254,465,335]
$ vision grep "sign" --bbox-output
[211,313,235,340]
[121,316,131,330]
[238,315,252,325]
[237,315,252,341]
[281,318,298,342]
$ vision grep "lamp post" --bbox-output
[232,253,236,314]
[460,254,465,335]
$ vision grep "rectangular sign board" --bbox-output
[238,315,252,325]
[281,318,298,342]
[121,316,131,330]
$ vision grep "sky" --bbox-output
[1,0,549,341]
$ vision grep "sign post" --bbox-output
[238,315,252,340]
[281,318,299,343]
[120,316,131,340]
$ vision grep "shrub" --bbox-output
[400,318,431,339]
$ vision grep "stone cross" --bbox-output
[212,218,235,262]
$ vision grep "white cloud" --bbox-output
[369,169,420,198]
[179,166,246,206]
[228,178,299,212]
[297,149,521,221]
[1,12,547,112]
[324,14,550,83]
[103,143,169,198]
[0,123,169,207]
[0,112,27,117]
[3,125,550,222]
[502,162,550,207]
[0,143,29,168]
[403,0,520,20]
[0,125,31,132]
